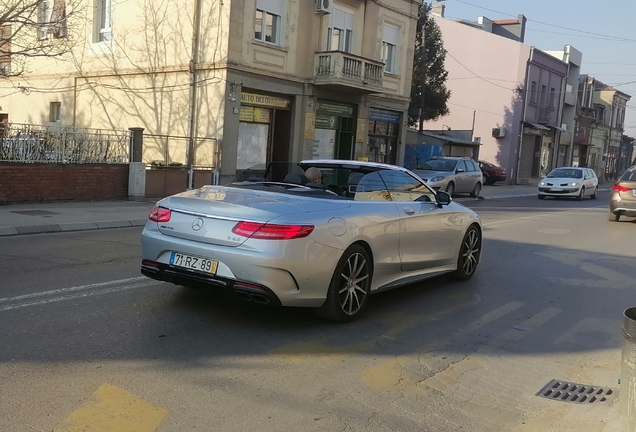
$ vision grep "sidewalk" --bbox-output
[0,200,156,236]
[0,183,612,237]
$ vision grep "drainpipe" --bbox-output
[186,0,204,190]
[514,48,532,185]
[553,69,568,169]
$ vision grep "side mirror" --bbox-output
[436,190,452,208]
[456,168,465,173]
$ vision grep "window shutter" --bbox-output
[383,25,399,45]
[256,0,283,16]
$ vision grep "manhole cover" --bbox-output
[536,379,617,404]
[10,210,60,216]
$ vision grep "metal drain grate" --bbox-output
[536,379,617,404]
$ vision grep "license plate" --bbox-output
[551,188,563,192]
[169,252,218,274]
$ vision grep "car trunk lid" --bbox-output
[154,186,349,246]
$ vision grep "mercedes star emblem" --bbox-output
[191,218,204,231]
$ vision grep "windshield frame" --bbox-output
[546,168,583,179]
[416,159,458,172]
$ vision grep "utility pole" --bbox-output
[186,0,203,190]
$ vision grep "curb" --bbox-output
[455,187,611,202]
[0,218,147,237]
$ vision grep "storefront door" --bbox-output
[367,108,401,164]
[312,101,357,160]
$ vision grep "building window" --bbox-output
[254,0,283,45]
[95,0,112,42]
[328,8,354,53]
[382,24,399,74]
[530,81,538,103]
[0,62,10,76]
[549,87,556,107]
[49,102,61,122]
[540,85,547,106]
[38,0,50,40]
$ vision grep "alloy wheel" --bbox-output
[461,229,480,276]
[338,253,370,316]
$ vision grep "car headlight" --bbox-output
[539,182,546,186]
[431,176,446,182]
[569,182,580,187]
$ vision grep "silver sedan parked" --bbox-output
[141,160,482,322]
[411,156,483,198]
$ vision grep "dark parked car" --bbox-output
[478,161,507,185]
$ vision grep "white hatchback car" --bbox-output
[538,167,599,200]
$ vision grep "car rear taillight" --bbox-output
[232,221,314,240]
[613,184,631,192]
[149,206,172,222]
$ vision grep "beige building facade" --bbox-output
[2,0,419,182]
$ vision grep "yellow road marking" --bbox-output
[54,383,168,432]
[269,290,481,363]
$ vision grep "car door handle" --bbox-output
[403,207,415,215]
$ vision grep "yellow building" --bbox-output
[2,0,419,182]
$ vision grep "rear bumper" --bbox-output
[141,224,338,307]
[141,261,282,306]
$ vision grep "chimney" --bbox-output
[432,4,445,18]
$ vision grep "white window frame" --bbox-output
[96,0,112,43]
[38,0,50,41]
[254,0,283,46]
[382,24,400,74]
[327,7,355,53]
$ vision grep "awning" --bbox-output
[552,126,569,133]
[418,132,482,146]
[525,122,550,131]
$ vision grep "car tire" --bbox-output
[576,187,585,201]
[538,194,546,200]
[448,225,481,282]
[470,182,482,198]
[446,182,455,197]
[608,212,620,222]
[315,244,373,323]
[591,187,597,199]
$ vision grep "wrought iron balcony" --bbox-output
[314,51,384,93]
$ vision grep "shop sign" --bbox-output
[304,113,316,140]
[316,101,355,117]
[369,108,401,124]
[240,106,271,123]
[241,92,290,109]
[315,115,339,129]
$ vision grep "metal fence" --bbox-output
[0,123,131,164]
[143,134,219,168]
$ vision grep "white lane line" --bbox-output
[0,281,158,312]
[482,205,607,228]
[0,277,147,304]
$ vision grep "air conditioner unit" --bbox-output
[492,127,506,138]
[315,0,332,15]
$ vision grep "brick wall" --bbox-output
[0,163,129,203]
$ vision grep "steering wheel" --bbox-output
[327,184,344,196]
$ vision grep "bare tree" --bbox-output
[0,0,81,77]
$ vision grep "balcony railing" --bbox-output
[314,51,384,93]
[538,106,555,123]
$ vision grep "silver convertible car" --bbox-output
[140,160,482,322]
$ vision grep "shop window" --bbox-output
[255,0,283,45]
[327,8,354,53]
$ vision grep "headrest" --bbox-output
[283,173,308,185]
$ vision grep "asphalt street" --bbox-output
[1,191,634,432]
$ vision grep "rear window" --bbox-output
[620,169,636,182]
